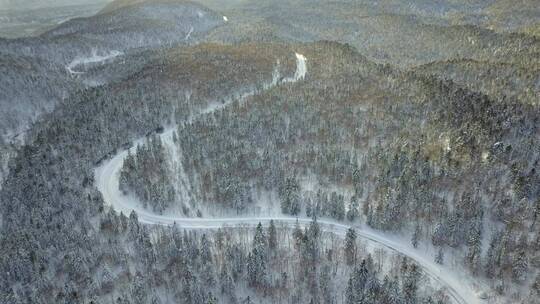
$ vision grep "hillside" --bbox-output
[415,58,540,106]
[202,0,539,68]
[116,41,540,301]
[0,1,539,303]
[0,0,224,65]
[0,0,228,188]
[0,0,226,140]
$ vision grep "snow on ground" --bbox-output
[185,26,194,40]
[283,52,307,83]
[96,52,306,216]
[161,130,192,210]
[66,49,123,75]
[95,52,486,304]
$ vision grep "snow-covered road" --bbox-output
[95,52,481,304]
[66,50,123,74]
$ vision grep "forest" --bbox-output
[0,0,539,303]
[119,41,540,301]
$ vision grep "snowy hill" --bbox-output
[1,0,224,65]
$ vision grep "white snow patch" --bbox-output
[283,52,307,82]
[444,138,451,152]
[481,151,489,162]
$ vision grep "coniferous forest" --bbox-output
[0,0,539,303]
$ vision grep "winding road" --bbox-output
[67,50,123,75]
[95,52,482,304]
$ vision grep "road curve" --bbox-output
[95,52,480,304]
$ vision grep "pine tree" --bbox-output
[382,276,403,304]
[205,292,217,304]
[247,222,268,289]
[347,197,359,221]
[435,247,444,265]
[200,234,213,264]
[345,228,357,265]
[466,219,482,274]
[364,276,382,303]
[131,273,147,304]
[484,230,502,278]
[431,222,446,247]
[293,219,304,249]
[532,273,540,296]
[268,220,277,251]
[354,260,370,294]
[531,198,540,230]
[308,216,320,241]
[329,192,345,220]
[253,222,267,249]
[150,295,161,304]
[345,275,356,304]
[306,199,313,217]
[411,224,420,249]
[279,176,300,215]
[319,265,334,304]
[402,264,420,304]
[128,210,140,240]
[220,267,237,303]
[201,262,216,286]
[512,250,528,282]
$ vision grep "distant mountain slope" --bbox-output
[0,3,107,39]
[203,0,539,68]
[1,0,224,65]
[46,0,220,39]
[99,0,194,13]
[415,58,540,106]
[0,53,75,137]
[0,0,227,187]
[0,0,225,134]
[482,0,540,32]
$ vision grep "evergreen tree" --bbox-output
[435,247,444,265]
[402,264,420,304]
[411,224,420,249]
[466,219,482,274]
[484,230,502,279]
[532,273,540,296]
[431,222,446,247]
[279,176,300,215]
[247,249,266,288]
[220,267,237,303]
[293,219,304,249]
[319,265,334,304]
[268,220,277,251]
[345,275,356,304]
[247,222,268,289]
[344,228,357,265]
[347,197,360,221]
[253,222,267,249]
[200,234,213,264]
[512,250,528,282]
